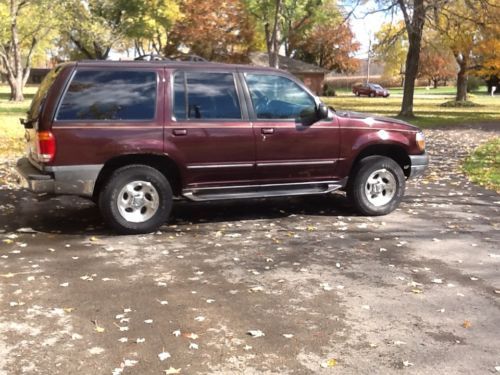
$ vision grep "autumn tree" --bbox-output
[291,23,360,72]
[245,0,323,68]
[59,0,126,60]
[165,0,258,62]
[118,0,182,56]
[373,21,407,84]
[0,0,61,101]
[418,44,456,88]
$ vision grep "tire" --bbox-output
[369,92,375,97]
[98,165,173,234]
[355,91,360,97]
[347,156,405,216]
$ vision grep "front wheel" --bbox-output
[347,156,405,216]
[98,165,173,234]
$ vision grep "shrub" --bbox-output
[440,100,482,108]
[467,76,484,92]
[322,83,336,97]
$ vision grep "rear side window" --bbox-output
[173,72,241,120]
[57,70,157,121]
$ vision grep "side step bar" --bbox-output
[182,180,346,202]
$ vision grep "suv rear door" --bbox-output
[241,72,340,183]
[165,70,255,188]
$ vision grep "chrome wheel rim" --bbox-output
[364,169,396,207]
[117,181,159,223]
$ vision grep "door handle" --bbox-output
[261,128,274,135]
[173,129,188,136]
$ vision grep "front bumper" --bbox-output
[409,152,429,179]
[15,157,55,193]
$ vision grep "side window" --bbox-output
[57,70,157,121]
[173,72,241,120]
[245,74,316,120]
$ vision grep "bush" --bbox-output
[440,100,482,108]
[322,83,336,97]
[467,76,484,93]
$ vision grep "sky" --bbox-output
[344,1,403,59]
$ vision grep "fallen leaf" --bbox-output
[194,316,205,322]
[136,338,146,343]
[247,330,265,338]
[431,278,443,284]
[144,319,153,324]
[172,329,181,337]
[282,334,294,339]
[403,360,414,367]
[321,358,338,368]
[462,320,472,329]
[185,333,199,340]
[189,342,199,350]
[158,351,171,361]
[88,347,105,355]
[93,320,105,333]
[164,367,181,374]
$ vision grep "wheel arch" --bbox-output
[349,144,411,179]
[92,153,183,200]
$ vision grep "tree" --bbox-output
[433,0,496,101]
[118,0,182,56]
[0,0,60,101]
[165,0,258,62]
[245,0,322,68]
[59,0,126,60]
[373,21,407,84]
[418,44,456,88]
[291,22,360,72]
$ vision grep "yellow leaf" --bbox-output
[411,289,423,294]
[164,367,181,374]
[462,320,471,329]
[64,307,75,313]
[326,358,338,367]
[2,239,13,244]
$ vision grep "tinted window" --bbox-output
[173,72,241,120]
[245,74,316,120]
[57,70,157,120]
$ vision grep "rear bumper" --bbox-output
[15,157,55,193]
[15,157,102,197]
[409,152,429,179]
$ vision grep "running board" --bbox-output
[182,180,345,202]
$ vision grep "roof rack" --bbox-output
[134,53,208,62]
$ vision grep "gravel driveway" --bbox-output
[1,125,499,374]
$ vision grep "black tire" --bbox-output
[369,92,375,97]
[347,156,405,216]
[98,165,173,234]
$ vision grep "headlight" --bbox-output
[416,132,425,151]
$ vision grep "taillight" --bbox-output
[36,131,56,163]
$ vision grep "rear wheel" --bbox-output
[98,165,173,234]
[355,91,360,97]
[369,92,375,97]
[347,156,405,216]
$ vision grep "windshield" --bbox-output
[28,66,62,120]
[371,84,383,90]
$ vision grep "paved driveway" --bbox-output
[1,125,499,374]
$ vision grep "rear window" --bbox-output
[57,70,157,121]
[173,72,241,120]
[29,66,61,120]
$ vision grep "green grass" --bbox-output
[0,85,37,159]
[322,88,500,128]
[463,137,500,192]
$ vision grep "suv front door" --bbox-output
[242,72,340,183]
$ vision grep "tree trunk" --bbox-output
[433,79,438,89]
[9,78,24,101]
[455,56,468,101]
[399,31,422,117]
[397,0,426,118]
[267,0,282,69]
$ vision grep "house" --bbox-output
[249,52,328,95]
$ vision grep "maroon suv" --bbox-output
[353,83,390,97]
[16,61,428,234]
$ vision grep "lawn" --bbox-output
[323,87,500,128]
[0,84,499,160]
[463,137,500,193]
[0,85,37,159]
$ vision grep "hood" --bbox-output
[336,110,419,131]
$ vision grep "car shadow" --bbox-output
[0,189,354,235]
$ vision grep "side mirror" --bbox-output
[317,102,329,120]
